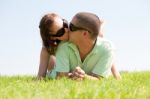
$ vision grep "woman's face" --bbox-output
[49,17,69,41]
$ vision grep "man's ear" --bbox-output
[83,31,88,36]
[83,31,86,36]
[99,32,103,37]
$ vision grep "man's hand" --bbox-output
[68,66,85,80]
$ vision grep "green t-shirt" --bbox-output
[48,37,115,79]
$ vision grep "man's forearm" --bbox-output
[56,72,101,81]
[85,74,100,80]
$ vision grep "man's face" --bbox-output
[69,28,81,44]
[69,20,83,45]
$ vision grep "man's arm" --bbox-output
[111,64,121,80]
[69,67,102,80]
[84,73,103,80]
[92,47,115,78]
[56,67,102,80]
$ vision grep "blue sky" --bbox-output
[0,0,150,75]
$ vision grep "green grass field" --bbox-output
[0,72,150,99]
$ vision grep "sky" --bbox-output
[0,0,150,75]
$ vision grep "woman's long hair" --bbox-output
[39,13,59,55]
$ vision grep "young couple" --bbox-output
[37,12,121,80]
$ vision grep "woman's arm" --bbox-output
[37,47,50,79]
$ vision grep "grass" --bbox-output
[0,72,150,99]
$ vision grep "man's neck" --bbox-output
[78,39,96,62]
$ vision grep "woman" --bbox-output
[37,13,69,79]
[37,13,121,80]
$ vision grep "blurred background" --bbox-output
[0,0,150,75]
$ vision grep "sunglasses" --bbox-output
[49,19,68,37]
[69,23,89,33]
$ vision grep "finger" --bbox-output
[75,66,82,72]
[75,67,85,73]
[73,71,85,78]
[68,73,73,78]
[78,70,85,75]
[73,72,80,77]
[79,74,85,78]
[75,69,85,75]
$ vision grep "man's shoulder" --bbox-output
[58,41,77,50]
[58,41,69,48]
[56,41,70,52]
[96,37,115,50]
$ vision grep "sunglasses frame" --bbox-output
[69,23,90,33]
[49,19,68,37]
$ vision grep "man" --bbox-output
[49,12,116,80]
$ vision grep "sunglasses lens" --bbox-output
[55,29,65,37]
[69,23,77,31]
[49,19,68,37]
[69,23,90,33]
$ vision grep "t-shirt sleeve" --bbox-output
[92,46,115,77]
[55,43,70,73]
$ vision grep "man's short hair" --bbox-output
[72,12,102,39]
